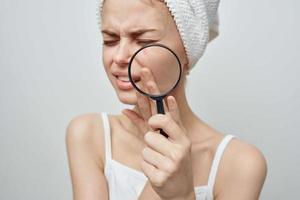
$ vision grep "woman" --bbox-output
[66,0,267,199]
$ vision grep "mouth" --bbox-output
[116,75,141,83]
[115,75,141,90]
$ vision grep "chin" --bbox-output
[116,90,138,105]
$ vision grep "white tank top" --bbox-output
[101,112,235,200]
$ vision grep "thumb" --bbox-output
[166,96,182,126]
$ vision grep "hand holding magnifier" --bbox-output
[128,43,182,138]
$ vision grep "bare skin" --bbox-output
[65,0,267,199]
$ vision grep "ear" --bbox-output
[180,50,190,76]
[184,62,190,76]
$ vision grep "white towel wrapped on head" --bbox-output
[96,0,220,71]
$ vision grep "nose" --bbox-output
[113,40,131,67]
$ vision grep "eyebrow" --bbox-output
[101,29,118,37]
[101,28,158,37]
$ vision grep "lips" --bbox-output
[112,70,141,90]
[115,76,133,90]
[116,75,140,83]
[117,76,130,82]
[113,75,140,90]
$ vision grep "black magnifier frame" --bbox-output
[128,43,182,138]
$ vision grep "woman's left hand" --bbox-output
[140,73,195,200]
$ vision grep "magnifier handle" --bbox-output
[156,99,169,138]
[159,128,168,138]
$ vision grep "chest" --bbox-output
[110,127,215,187]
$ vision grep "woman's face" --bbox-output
[101,0,188,105]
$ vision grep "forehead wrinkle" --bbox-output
[102,28,159,38]
[101,0,171,39]
[102,15,166,37]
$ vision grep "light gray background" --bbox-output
[0,0,299,199]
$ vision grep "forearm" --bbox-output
[138,181,196,200]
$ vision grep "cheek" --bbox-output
[172,41,187,67]
[102,47,115,70]
[165,30,188,67]
[170,45,188,75]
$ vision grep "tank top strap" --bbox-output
[101,112,112,164]
[207,134,235,191]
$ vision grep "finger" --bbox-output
[148,114,184,142]
[142,146,171,171]
[144,131,173,157]
[166,95,182,126]
[141,159,167,187]
[136,89,152,121]
[136,72,155,121]
[122,109,148,133]
[140,69,157,116]
[140,159,159,179]
[142,68,160,94]
[142,68,169,113]
[139,69,150,94]
[147,81,169,114]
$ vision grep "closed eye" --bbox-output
[103,40,119,46]
[137,40,157,46]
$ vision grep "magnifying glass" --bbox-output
[128,43,182,138]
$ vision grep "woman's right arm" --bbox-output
[65,114,109,200]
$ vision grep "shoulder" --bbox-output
[65,113,104,143]
[226,137,267,178]
[65,112,107,169]
[215,136,268,199]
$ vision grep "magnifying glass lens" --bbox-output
[128,44,182,138]
[129,45,181,96]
